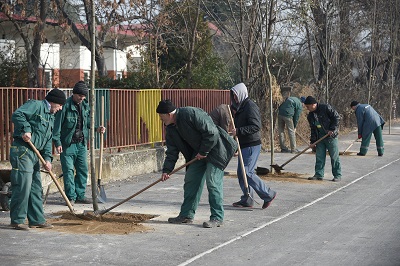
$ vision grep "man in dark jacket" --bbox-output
[10,88,66,230]
[350,101,385,156]
[230,83,277,209]
[157,100,237,228]
[208,104,234,133]
[53,81,106,205]
[277,91,303,153]
[304,96,342,182]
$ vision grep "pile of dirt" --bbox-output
[259,172,317,184]
[46,211,157,235]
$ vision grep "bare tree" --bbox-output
[1,0,49,87]
[53,0,145,78]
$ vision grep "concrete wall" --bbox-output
[0,147,185,194]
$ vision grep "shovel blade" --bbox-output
[97,185,107,203]
[270,164,283,174]
[81,210,101,220]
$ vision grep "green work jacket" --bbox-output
[11,99,54,162]
[53,96,90,148]
[162,107,237,173]
[278,97,303,128]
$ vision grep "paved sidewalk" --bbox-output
[0,125,399,265]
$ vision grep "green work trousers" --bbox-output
[9,144,46,225]
[314,138,342,179]
[278,115,297,151]
[360,126,384,155]
[179,159,224,221]
[60,142,88,201]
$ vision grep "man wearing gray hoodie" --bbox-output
[230,83,277,209]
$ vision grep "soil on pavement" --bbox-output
[46,211,156,235]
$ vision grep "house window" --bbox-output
[84,71,90,83]
[44,70,52,88]
[116,72,123,80]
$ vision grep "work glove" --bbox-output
[358,134,362,139]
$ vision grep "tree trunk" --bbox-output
[95,53,108,78]
[186,0,201,87]
[310,0,328,82]
[31,0,47,88]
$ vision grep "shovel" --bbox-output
[340,138,359,155]
[91,158,198,217]
[43,173,63,206]
[227,105,259,205]
[27,140,83,218]
[271,133,330,174]
[97,96,107,203]
[295,131,310,145]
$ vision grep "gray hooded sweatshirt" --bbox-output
[230,83,262,148]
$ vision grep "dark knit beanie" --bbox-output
[350,101,359,107]
[156,100,176,114]
[46,88,66,105]
[300,96,306,103]
[73,81,88,96]
[304,96,317,105]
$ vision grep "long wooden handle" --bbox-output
[295,131,309,145]
[227,105,250,192]
[100,158,198,214]
[281,133,330,168]
[98,96,104,183]
[342,138,358,154]
[27,140,75,213]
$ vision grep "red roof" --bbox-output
[0,12,146,38]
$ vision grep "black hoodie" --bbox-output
[230,83,262,148]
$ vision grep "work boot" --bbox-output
[281,148,290,153]
[357,152,366,156]
[332,177,341,182]
[29,222,54,229]
[168,216,193,224]
[232,201,253,208]
[291,149,300,154]
[262,193,277,209]
[308,176,323,181]
[203,219,223,228]
[76,197,93,204]
[10,223,29,231]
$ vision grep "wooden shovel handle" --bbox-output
[98,96,104,183]
[295,131,309,145]
[281,133,330,168]
[99,158,198,215]
[227,105,250,192]
[342,138,358,154]
[27,140,75,213]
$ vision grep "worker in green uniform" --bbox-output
[304,96,342,182]
[350,101,385,156]
[10,88,66,230]
[53,81,106,205]
[277,91,303,153]
[157,100,237,228]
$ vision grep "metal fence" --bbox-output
[0,87,230,161]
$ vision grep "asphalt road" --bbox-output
[1,126,400,266]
